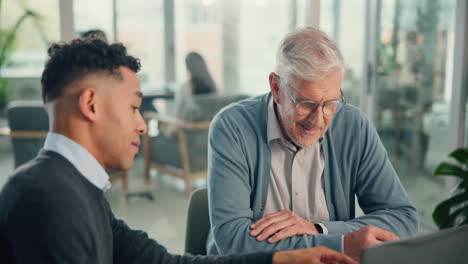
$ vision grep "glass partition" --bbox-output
[0,0,60,103]
[175,0,309,96]
[373,0,456,232]
[320,0,366,107]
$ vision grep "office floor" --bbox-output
[0,138,440,255]
[104,156,193,254]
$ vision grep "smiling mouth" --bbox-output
[299,122,316,130]
[298,122,321,136]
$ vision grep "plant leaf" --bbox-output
[439,205,468,229]
[0,8,42,67]
[434,162,468,181]
[433,191,468,229]
[462,209,468,226]
[449,147,468,166]
[23,9,43,21]
[457,180,468,190]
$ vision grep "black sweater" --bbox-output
[0,150,272,264]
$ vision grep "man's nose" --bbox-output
[305,106,323,122]
[307,105,323,119]
[137,114,148,135]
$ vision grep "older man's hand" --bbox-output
[273,246,358,264]
[250,209,319,243]
[344,225,399,261]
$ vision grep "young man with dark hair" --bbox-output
[0,38,355,264]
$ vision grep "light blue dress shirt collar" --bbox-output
[43,132,112,192]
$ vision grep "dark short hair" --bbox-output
[41,38,140,103]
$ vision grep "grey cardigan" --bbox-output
[207,93,418,255]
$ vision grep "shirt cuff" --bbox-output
[317,223,344,253]
[341,235,344,253]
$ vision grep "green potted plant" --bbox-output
[432,147,468,229]
[0,0,42,111]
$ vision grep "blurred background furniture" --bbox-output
[375,85,431,169]
[7,100,48,167]
[6,100,128,191]
[143,94,248,197]
[185,187,209,255]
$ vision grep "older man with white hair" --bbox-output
[206,27,418,262]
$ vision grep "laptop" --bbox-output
[361,225,468,264]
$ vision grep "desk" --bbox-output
[141,90,174,114]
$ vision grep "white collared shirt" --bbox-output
[264,96,330,233]
[43,132,112,192]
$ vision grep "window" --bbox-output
[74,0,114,40]
[320,0,366,107]
[371,0,456,232]
[116,0,165,89]
[189,0,221,25]
[0,0,60,102]
[74,0,165,91]
[321,0,459,232]
[176,0,309,96]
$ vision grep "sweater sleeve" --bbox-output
[321,114,418,237]
[110,211,273,264]
[207,114,343,255]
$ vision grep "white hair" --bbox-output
[275,27,344,87]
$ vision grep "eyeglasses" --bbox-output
[283,84,346,117]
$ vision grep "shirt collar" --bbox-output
[43,132,111,192]
[267,96,285,143]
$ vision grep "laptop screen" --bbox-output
[361,225,468,264]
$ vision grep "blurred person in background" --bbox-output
[175,52,217,119]
[80,28,108,42]
[161,51,217,136]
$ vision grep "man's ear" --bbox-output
[78,88,98,122]
[269,72,281,105]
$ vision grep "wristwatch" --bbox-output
[314,223,323,233]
